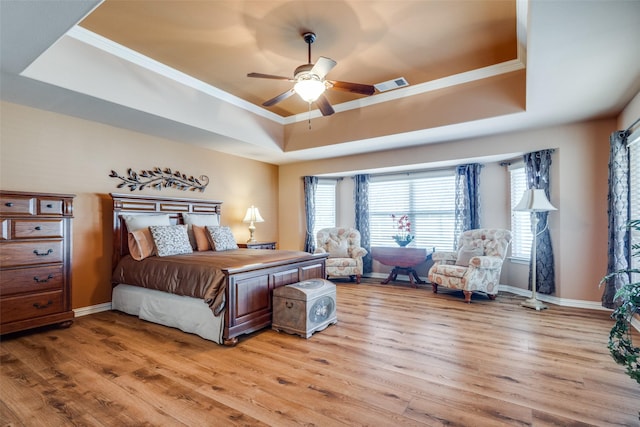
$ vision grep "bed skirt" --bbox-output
[112,284,224,343]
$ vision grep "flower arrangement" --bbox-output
[391,214,414,246]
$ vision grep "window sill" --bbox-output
[509,257,530,265]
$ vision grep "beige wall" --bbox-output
[279,119,616,302]
[0,101,279,309]
[2,92,636,308]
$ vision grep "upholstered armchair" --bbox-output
[314,227,368,284]
[428,228,512,303]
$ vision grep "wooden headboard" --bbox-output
[110,193,222,268]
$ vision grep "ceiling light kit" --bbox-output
[248,32,376,117]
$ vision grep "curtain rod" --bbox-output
[625,116,640,133]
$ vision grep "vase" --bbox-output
[393,236,413,247]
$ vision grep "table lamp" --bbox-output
[514,188,557,310]
[243,205,264,243]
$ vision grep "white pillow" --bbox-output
[181,213,220,249]
[149,225,193,257]
[122,214,171,232]
[455,245,484,266]
[181,213,220,227]
[327,238,349,258]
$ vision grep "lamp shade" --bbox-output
[294,76,325,102]
[514,189,557,212]
[243,205,264,223]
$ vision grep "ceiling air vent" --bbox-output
[374,77,409,93]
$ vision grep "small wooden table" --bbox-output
[238,241,277,250]
[371,246,433,287]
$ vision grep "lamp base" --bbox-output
[521,298,548,311]
[247,238,257,243]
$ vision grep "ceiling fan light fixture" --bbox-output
[294,75,325,103]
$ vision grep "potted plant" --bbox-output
[391,214,414,247]
[600,219,640,385]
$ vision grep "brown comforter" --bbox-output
[111,249,314,315]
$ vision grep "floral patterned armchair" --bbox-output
[314,227,368,284]
[428,228,512,303]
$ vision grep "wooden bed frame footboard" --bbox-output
[110,193,327,345]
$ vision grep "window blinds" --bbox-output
[509,164,532,259]
[369,172,456,251]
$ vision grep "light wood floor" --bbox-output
[1,281,639,426]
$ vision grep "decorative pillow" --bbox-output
[122,214,171,259]
[205,226,239,251]
[128,228,155,261]
[181,213,220,249]
[192,224,212,251]
[327,238,349,258]
[455,245,484,266]
[149,225,193,257]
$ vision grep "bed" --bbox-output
[110,193,327,345]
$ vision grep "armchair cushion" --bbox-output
[432,251,458,263]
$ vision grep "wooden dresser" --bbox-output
[0,190,75,334]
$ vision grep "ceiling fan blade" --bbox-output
[328,80,376,96]
[310,56,336,79]
[262,88,295,107]
[247,72,293,81]
[315,93,335,116]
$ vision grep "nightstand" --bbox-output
[238,241,277,250]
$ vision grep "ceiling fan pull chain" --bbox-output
[308,102,312,129]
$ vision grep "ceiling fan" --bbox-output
[247,32,376,116]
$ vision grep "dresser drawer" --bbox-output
[1,290,64,323]
[12,219,64,239]
[39,199,64,215]
[0,196,36,216]
[0,265,64,296]
[0,240,64,267]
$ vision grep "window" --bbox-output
[369,171,456,251]
[630,132,640,281]
[313,179,336,244]
[509,164,532,260]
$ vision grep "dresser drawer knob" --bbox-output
[35,226,42,231]
[33,300,53,309]
[4,202,13,207]
[46,204,53,208]
[33,274,54,283]
[33,249,53,256]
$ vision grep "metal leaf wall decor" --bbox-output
[109,167,209,192]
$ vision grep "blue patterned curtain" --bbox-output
[354,174,372,274]
[602,130,630,308]
[303,176,318,253]
[524,149,555,294]
[454,163,482,248]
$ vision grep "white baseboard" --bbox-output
[74,302,111,317]
[497,284,611,311]
[366,274,611,311]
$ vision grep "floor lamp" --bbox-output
[514,188,557,310]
